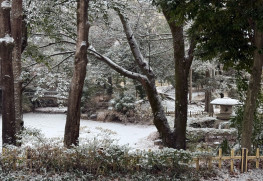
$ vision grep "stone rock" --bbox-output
[90,114,97,120]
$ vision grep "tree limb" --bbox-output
[118,12,155,79]
[186,38,196,70]
[48,51,74,57]
[39,41,76,49]
[88,48,148,82]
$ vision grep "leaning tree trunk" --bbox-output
[118,12,175,147]
[64,0,89,148]
[142,79,174,147]
[241,29,263,151]
[0,0,17,146]
[11,0,23,140]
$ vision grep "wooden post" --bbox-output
[13,149,17,170]
[241,148,248,173]
[230,149,234,173]
[195,158,200,171]
[190,111,192,117]
[218,148,222,169]
[208,157,212,170]
[136,149,140,171]
[256,148,260,169]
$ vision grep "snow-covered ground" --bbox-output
[201,168,263,181]
[0,113,158,150]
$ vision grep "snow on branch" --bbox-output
[0,34,14,44]
[1,0,11,9]
[88,48,148,83]
[118,12,155,79]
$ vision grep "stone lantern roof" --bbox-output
[210,97,240,106]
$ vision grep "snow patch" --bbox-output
[1,0,11,9]
[0,113,157,151]
[81,41,86,47]
[0,34,14,44]
[88,44,96,51]
[35,107,67,113]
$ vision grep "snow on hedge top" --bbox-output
[210,97,240,105]
[0,34,14,44]
[1,0,11,9]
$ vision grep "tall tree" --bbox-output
[189,0,263,151]
[0,0,16,145]
[154,0,196,149]
[11,0,24,140]
[241,28,263,150]
[64,0,89,148]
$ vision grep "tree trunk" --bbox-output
[118,13,175,147]
[241,29,263,151]
[142,78,174,147]
[204,70,214,114]
[162,10,194,149]
[0,0,17,145]
[174,68,188,149]
[64,0,89,148]
[189,67,192,103]
[11,0,23,140]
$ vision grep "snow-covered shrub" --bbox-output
[112,94,135,114]
[0,131,193,179]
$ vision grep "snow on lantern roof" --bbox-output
[210,97,241,106]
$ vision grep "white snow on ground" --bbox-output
[0,113,158,150]
[201,168,263,181]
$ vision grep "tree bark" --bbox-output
[241,29,263,151]
[162,10,195,149]
[64,0,89,148]
[11,0,23,140]
[142,79,174,147]
[204,69,213,114]
[189,67,192,103]
[0,0,16,146]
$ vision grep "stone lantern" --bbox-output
[210,97,240,120]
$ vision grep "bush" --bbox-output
[0,128,192,180]
[112,94,135,114]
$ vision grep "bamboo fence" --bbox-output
[194,148,263,173]
[165,109,207,117]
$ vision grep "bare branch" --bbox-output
[32,33,76,41]
[146,46,173,57]
[39,41,76,49]
[118,12,155,79]
[22,53,74,90]
[186,38,196,70]
[51,53,74,69]
[22,75,37,92]
[48,51,74,57]
[88,48,148,83]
